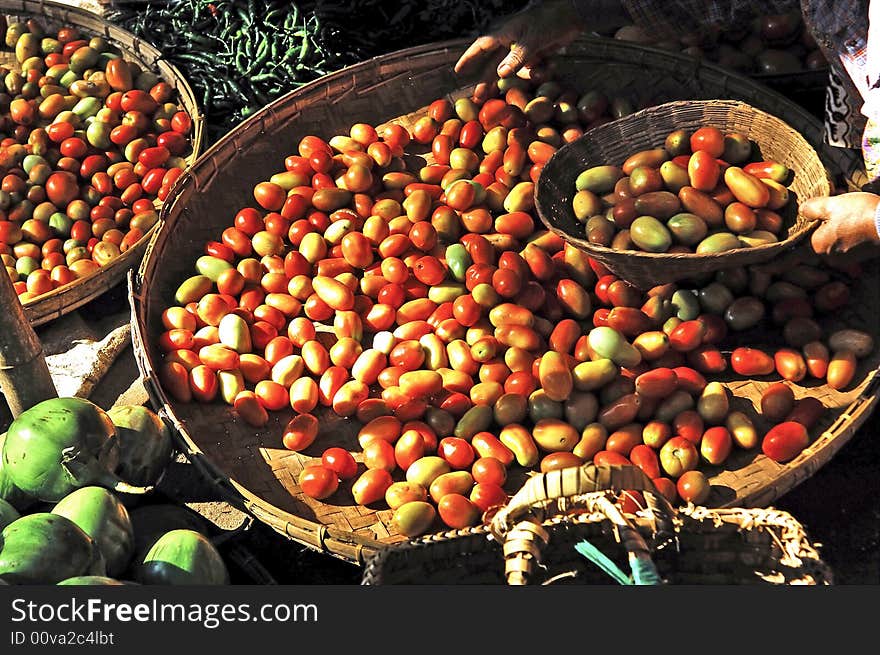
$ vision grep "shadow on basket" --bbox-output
[534,100,830,290]
[361,464,833,585]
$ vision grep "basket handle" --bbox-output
[489,463,678,585]
[491,463,676,534]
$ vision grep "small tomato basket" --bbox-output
[0,0,204,327]
[534,99,829,290]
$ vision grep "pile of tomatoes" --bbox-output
[156,67,874,538]
[0,17,193,303]
[573,125,796,255]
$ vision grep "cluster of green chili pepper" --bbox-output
[106,0,361,142]
[107,0,529,145]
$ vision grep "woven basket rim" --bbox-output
[1,0,204,327]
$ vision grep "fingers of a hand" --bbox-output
[472,80,494,103]
[498,41,533,77]
[800,196,834,221]
[455,36,500,74]
[810,222,836,254]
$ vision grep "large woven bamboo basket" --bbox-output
[130,35,878,565]
[0,0,204,327]
[534,99,829,289]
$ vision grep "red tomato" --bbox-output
[171,110,193,135]
[321,447,358,480]
[761,422,810,463]
[44,171,79,208]
[730,347,775,376]
[469,482,507,514]
[411,255,446,285]
[47,121,74,143]
[438,437,476,470]
[282,413,320,451]
[59,137,88,159]
[687,150,721,191]
[138,145,170,169]
[253,181,285,211]
[437,493,481,529]
[676,470,711,504]
[471,456,507,486]
[673,410,704,445]
[492,267,522,299]
[690,127,725,158]
[389,340,426,370]
[298,465,340,500]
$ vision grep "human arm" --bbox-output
[800,0,880,256]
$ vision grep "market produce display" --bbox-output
[107,0,531,143]
[151,65,876,539]
[0,17,195,306]
[611,9,826,76]
[0,396,230,585]
[572,127,794,254]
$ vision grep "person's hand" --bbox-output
[800,192,880,254]
[454,0,589,103]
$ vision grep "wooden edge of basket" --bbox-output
[126,269,388,565]
[678,504,833,582]
[1,0,205,326]
[722,366,880,509]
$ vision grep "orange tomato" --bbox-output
[437,493,481,529]
[233,390,269,427]
[282,413,320,451]
[189,364,219,403]
[254,379,289,411]
[160,361,192,402]
[687,150,721,192]
[351,468,393,505]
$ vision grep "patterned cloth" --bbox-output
[606,0,880,184]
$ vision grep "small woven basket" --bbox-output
[0,0,204,327]
[534,99,830,290]
[361,464,833,586]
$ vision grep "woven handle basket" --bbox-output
[535,99,830,290]
[361,464,833,586]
